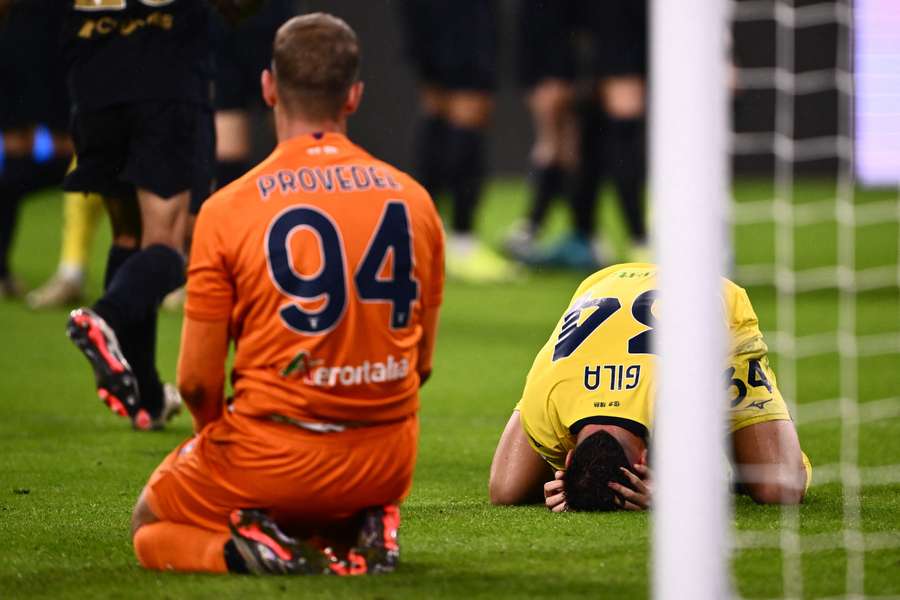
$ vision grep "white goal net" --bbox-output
[728,0,900,598]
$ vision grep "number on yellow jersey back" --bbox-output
[553,290,657,361]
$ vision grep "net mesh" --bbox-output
[730,1,900,597]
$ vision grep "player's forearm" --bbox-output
[177,364,225,432]
[489,411,554,505]
[177,316,230,432]
[731,420,808,505]
[178,374,225,432]
[416,305,441,385]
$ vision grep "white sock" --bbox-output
[57,264,85,285]
[449,233,477,256]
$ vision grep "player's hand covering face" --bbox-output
[544,450,654,512]
[608,461,653,511]
[544,470,567,512]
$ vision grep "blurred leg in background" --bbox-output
[0,130,33,299]
[64,100,205,430]
[399,0,517,283]
[213,109,251,190]
[26,178,104,309]
[548,95,609,270]
[209,0,291,189]
[0,2,75,299]
[504,0,579,264]
[0,128,72,299]
[161,1,290,312]
[591,0,649,262]
[542,0,648,269]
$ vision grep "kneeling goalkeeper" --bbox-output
[489,263,811,511]
[129,13,444,574]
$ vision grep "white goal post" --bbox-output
[653,0,900,598]
[650,0,732,599]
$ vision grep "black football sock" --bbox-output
[527,164,565,232]
[607,117,647,243]
[413,114,450,198]
[115,309,163,418]
[570,167,602,239]
[0,156,76,278]
[0,157,36,279]
[223,539,249,574]
[104,245,139,291]
[0,187,22,280]
[569,105,606,239]
[445,124,486,234]
[102,245,141,402]
[94,245,183,417]
[126,309,164,418]
[93,244,185,335]
[215,160,250,190]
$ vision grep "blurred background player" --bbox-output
[397,0,516,283]
[33,149,214,312]
[29,2,292,312]
[63,0,229,430]
[503,0,580,265]
[210,0,293,189]
[505,0,649,271]
[567,0,650,264]
[130,14,444,575]
[0,0,75,299]
[25,190,103,309]
[489,263,811,511]
[163,0,292,311]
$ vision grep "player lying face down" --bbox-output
[489,263,811,512]
[129,13,445,575]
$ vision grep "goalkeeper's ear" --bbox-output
[261,68,277,108]
[209,0,265,25]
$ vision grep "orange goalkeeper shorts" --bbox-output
[144,411,418,533]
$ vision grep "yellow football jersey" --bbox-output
[515,263,791,471]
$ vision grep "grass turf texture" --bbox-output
[1,179,898,599]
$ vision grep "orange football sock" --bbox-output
[134,522,230,573]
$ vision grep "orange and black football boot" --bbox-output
[228,509,339,575]
[330,504,401,576]
[66,307,148,428]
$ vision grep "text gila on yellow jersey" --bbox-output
[515,263,791,471]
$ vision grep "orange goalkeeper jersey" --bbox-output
[185,132,445,424]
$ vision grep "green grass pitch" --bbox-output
[1,179,898,598]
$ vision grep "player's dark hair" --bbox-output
[272,13,360,120]
[563,430,632,511]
